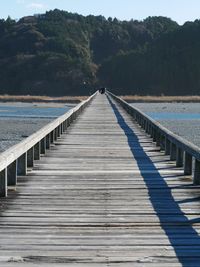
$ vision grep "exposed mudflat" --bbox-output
[0,102,72,152]
[0,101,199,153]
[132,103,200,147]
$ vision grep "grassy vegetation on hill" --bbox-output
[0,10,200,96]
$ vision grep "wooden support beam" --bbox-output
[40,137,46,155]
[153,128,156,142]
[57,126,61,138]
[160,135,165,151]
[170,143,176,161]
[184,152,192,175]
[50,131,54,143]
[46,134,50,149]
[165,138,171,155]
[27,147,34,168]
[7,161,17,186]
[17,152,27,176]
[34,142,40,160]
[193,159,200,185]
[0,168,7,197]
[176,147,183,167]
[156,131,161,147]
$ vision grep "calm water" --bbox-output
[0,104,71,118]
[132,103,200,148]
[147,112,200,120]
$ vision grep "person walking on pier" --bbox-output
[99,87,106,94]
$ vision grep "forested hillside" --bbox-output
[99,20,200,95]
[0,9,199,95]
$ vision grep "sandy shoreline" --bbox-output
[0,95,88,104]
[0,94,200,103]
[121,95,200,102]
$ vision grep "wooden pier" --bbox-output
[0,92,200,266]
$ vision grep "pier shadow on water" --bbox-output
[108,96,200,266]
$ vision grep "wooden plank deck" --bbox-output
[0,93,200,266]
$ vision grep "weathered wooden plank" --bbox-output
[0,93,200,266]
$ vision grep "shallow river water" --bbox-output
[132,103,200,148]
[0,102,72,152]
[0,101,199,153]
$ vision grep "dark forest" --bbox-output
[0,9,199,95]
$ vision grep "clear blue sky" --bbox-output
[1,0,200,25]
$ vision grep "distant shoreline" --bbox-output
[121,95,200,103]
[0,95,88,104]
[0,94,200,103]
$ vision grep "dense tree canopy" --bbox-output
[99,19,200,95]
[0,10,199,95]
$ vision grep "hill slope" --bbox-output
[99,20,200,95]
[1,10,199,95]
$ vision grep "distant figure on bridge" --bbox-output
[99,87,106,94]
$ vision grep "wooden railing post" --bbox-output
[146,122,149,134]
[17,152,27,176]
[40,137,46,154]
[27,147,34,168]
[7,161,17,186]
[170,143,177,161]
[165,138,170,155]
[107,91,200,185]
[184,152,192,175]
[176,147,183,167]
[57,126,60,138]
[34,142,41,160]
[148,123,151,135]
[59,123,63,134]
[0,92,96,198]
[46,134,50,149]
[160,135,165,151]
[156,131,161,147]
[54,129,57,141]
[150,125,153,138]
[64,120,67,131]
[193,159,200,185]
[153,128,156,142]
[67,118,70,127]
[50,131,54,143]
[0,169,7,197]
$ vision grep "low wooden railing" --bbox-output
[107,91,200,184]
[0,92,96,197]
